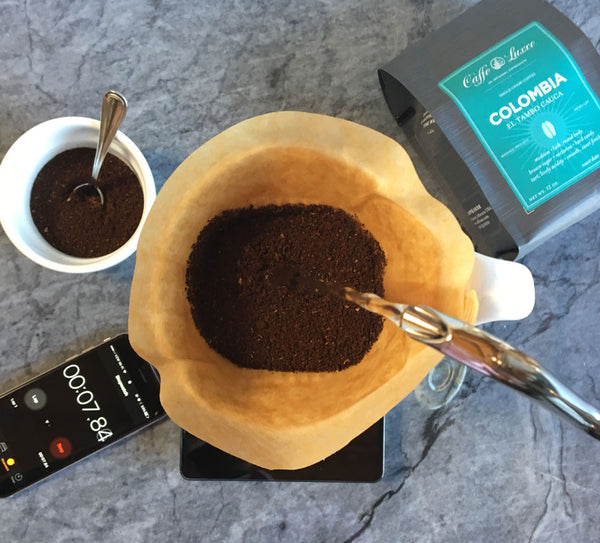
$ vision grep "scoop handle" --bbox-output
[401,305,600,439]
[92,90,128,180]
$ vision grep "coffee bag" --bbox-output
[379,0,600,259]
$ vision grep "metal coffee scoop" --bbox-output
[69,90,128,204]
[278,268,600,440]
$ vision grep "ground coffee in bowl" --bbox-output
[0,116,155,273]
[30,147,144,257]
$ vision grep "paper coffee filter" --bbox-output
[129,111,477,469]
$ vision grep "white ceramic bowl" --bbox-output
[0,117,156,273]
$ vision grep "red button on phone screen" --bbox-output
[49,437,72,459]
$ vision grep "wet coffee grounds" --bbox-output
[185,204,386,372]
[29,147,144,258]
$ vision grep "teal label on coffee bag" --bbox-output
[439,22,600,211]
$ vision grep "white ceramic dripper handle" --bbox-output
[469,253,535,325]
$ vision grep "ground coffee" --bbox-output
[185,204,386,372]
[30,147,143,258]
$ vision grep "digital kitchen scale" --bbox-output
[180,418,385,482]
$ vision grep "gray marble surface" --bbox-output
[1,0,600,541]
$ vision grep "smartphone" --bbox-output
[0,334,165,497]
[180,418,384,482]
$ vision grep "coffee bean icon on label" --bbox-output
[542,120,557,139]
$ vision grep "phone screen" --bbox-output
[0,334,164,497]
[180,418,384,482]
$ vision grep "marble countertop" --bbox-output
[2,0,600,541]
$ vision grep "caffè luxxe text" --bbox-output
[489,73,567,126]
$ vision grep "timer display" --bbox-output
[0,335,164,497]
[62,364,113,443]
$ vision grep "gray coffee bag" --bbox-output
[379,0,600,259]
